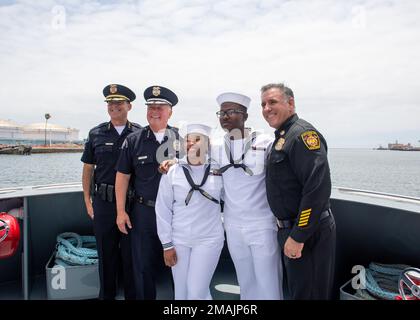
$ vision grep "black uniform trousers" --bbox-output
[92,195,136,300]
[277,214,336,300]
[130,202,170,300]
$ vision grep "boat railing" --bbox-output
[334,186,420,205]
[332,186,420,216]
[1,183,419,204]
[0,182,82,200]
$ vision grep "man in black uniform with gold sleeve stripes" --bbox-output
[261,83,336,300]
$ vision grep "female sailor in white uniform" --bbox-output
[155,124,224,300]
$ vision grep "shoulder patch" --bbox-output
[301,131,320,150]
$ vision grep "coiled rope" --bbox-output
[364,263,411,300]
[55,232,98,266]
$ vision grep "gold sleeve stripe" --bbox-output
[298,208,312,227]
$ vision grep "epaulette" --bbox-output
[96,122,109,129]
[131,122,142,129]
[127,126,147,142]
[89,122,110,133]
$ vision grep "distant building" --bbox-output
[0,120,22,140]
[388,140,420,151]
[0,119,79,145]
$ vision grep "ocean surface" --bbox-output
[0,149,419,198]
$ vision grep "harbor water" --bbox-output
[0,149,419,198]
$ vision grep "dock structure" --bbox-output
[388,140,420,151]
[377,140,420,151]
[31,146,83,153]
[0,144,84,155]
[0,145,32,155]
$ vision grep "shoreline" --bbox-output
[31,147,83,153]
[0,144,84,154]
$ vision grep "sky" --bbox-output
[0,0,419,148]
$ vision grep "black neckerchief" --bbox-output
[219,131,257,176]
[182,165,219,205]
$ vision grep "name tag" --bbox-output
[210,169,222,176]
[105,142,114,146]
[252,146,266,151]
[138,155,148,160]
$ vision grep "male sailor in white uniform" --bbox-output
[155,124,224,300]
[212,92,282,300]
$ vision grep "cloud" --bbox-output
[0,0,419,147]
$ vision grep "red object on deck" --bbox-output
[399,268,420,300]
[0,212,20,259]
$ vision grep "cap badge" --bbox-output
[110,84,118,94]
[152,86,161,97]
[275,138,285,151]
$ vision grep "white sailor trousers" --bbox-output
[171,241,224,300]
[225,225,283,300]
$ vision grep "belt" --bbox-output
[135,196,156,208]
[94,183,115,202]
[276,209,332,229]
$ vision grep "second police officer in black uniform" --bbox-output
[261,83,336,300]
[81,84,142,300]
[115,85,180,300]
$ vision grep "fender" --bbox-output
[0,212,21,259]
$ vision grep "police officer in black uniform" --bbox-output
[261,83,336,300]
[115,85,180,300]
[81,84,141,300]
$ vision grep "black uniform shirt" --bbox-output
[116,125,180,200]
[266,114,331,243]
[81,121,142,185]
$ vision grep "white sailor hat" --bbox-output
[185,124,212,137]
[216,92,251,109]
